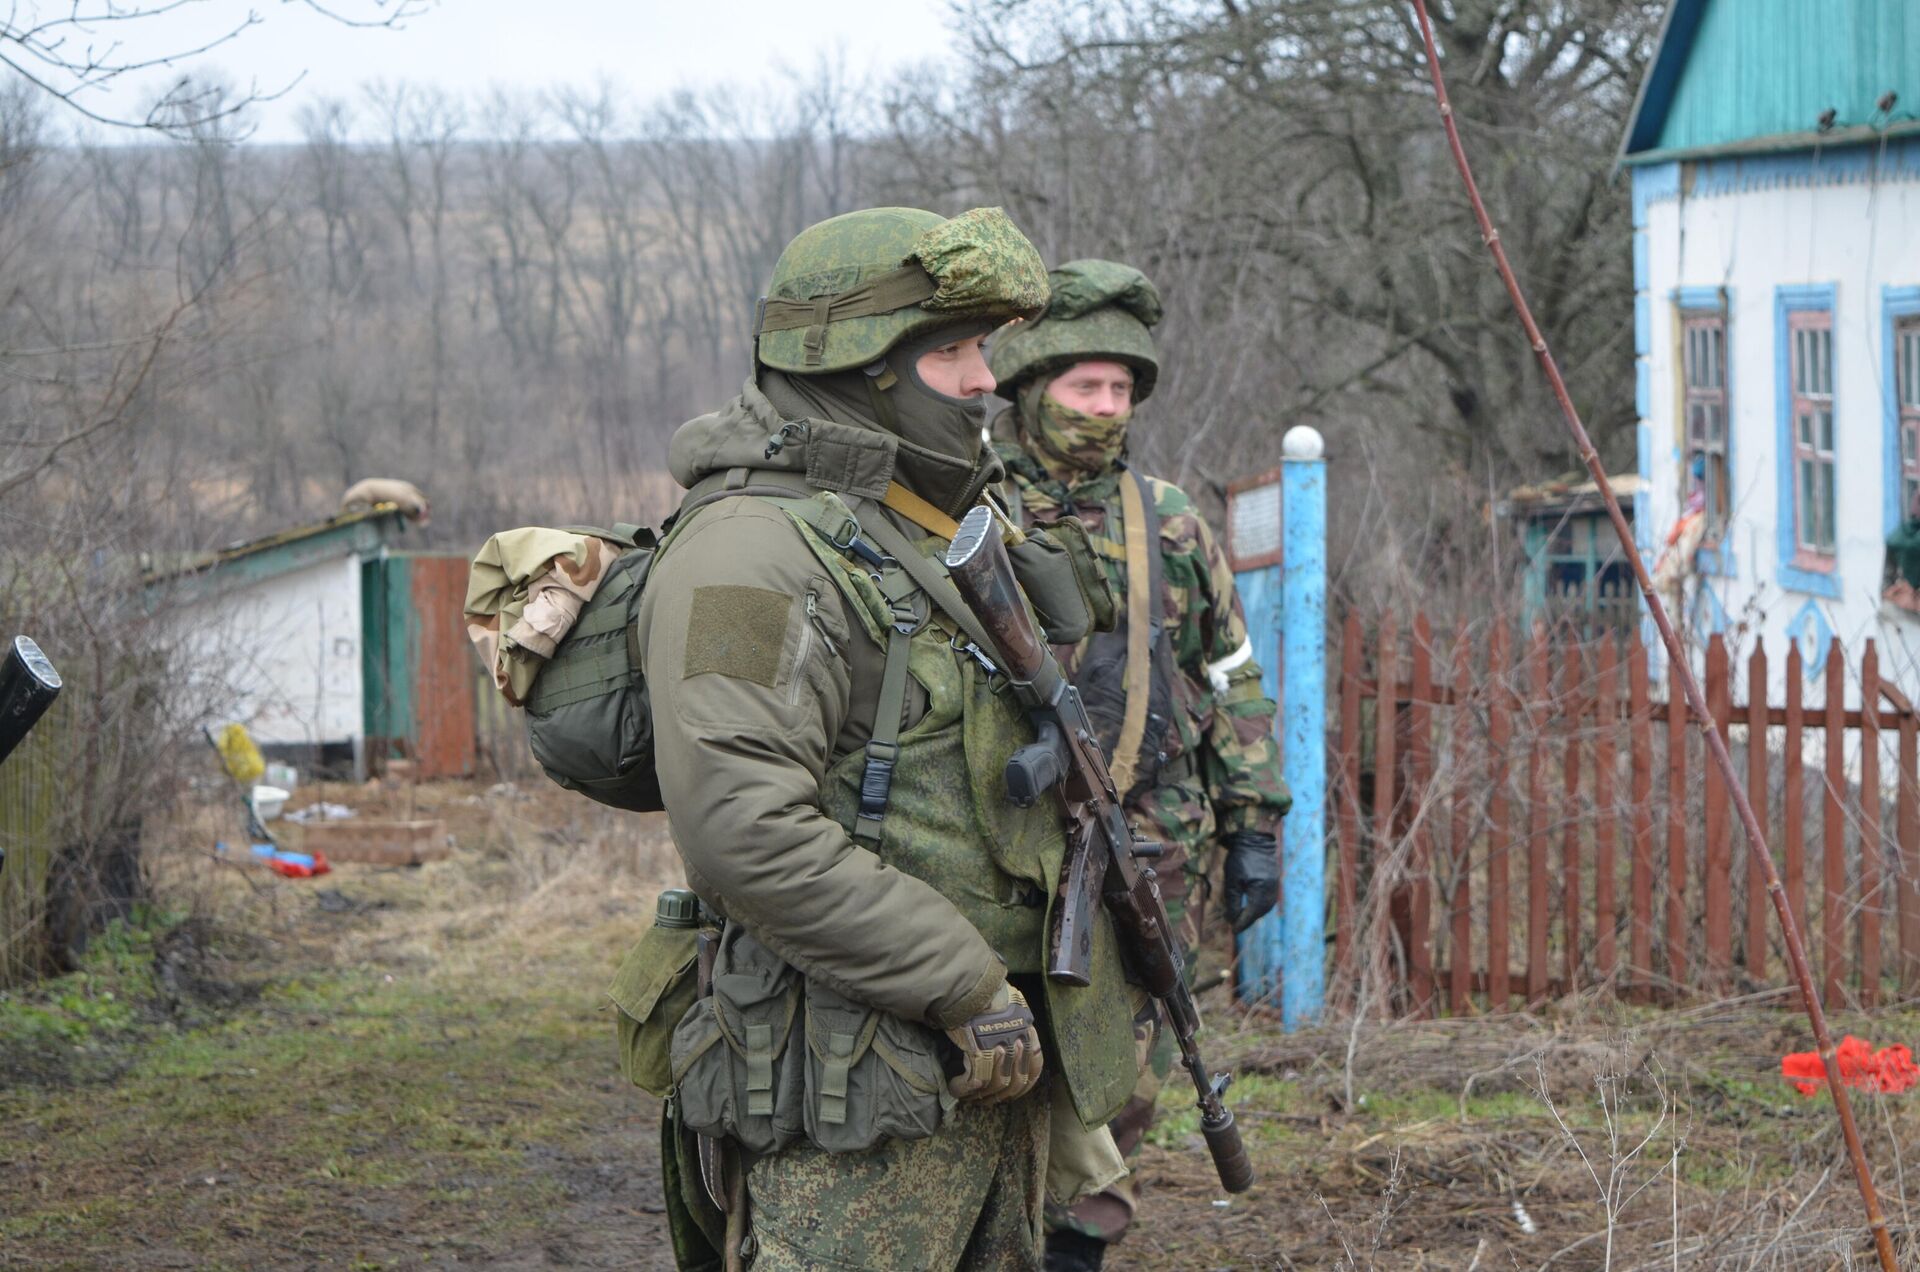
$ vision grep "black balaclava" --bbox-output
[760,321,1001,519]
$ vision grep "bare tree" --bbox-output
[1,0,423,137]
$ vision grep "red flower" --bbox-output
[1781,1037,1918,1096]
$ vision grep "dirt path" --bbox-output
[1,782,688,1270]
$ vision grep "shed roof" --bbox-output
[1620,0,1920,166]
[1503,473,1646,519]
[144,506,407,591]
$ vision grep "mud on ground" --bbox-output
[3,778,1917,1269]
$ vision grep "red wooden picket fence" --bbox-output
[1334,613,1920,1016]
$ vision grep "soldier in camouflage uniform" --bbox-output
[635,211,1141,1271]
[989,259,1291,1272]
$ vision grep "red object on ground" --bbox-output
[266,851,332,879]
[1782,1037,1919,1096]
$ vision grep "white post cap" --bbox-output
[1282,425,1325,461]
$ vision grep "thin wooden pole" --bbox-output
[1630,637,1654,1002]
[1595,637,1619,987]
[1747,640,1770,985]
[1487,625,1512,1013]
[1450,630,1474,1014]
[1407,6,1895,1259]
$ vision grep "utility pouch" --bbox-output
[799,980,953,1154]
[1007,524,1098,644]
[608,922,701,1098]
[1039,516,1118,636]
[669,927,806,1154]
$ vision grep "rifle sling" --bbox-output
[850,502,1008,676]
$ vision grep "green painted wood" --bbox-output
[1657,0,1917,155]
[360,556,418,763]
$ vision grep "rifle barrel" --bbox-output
[0,635,62,768]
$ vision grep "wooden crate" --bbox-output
[296,818,450,866]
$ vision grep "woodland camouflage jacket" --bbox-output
[995,426,1291,867]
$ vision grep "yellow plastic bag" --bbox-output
[214,723,265,786]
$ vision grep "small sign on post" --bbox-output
[1226,469,1285,573]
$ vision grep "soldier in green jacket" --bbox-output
[635,210,1140,1271]
[989,259,1292,1272]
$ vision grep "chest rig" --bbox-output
[1012,464,1180,803]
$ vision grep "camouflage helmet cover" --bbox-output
[756,207,1050,374]
[989,259,1163,402]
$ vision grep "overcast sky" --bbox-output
[57,0,955,143]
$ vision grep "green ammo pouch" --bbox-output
[608,913,701,1098]
[669,927,806,1155]
[524,524,664,811]
[799,980,952,1154]
[1015,516,1116,640]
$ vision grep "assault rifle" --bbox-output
[944,506,1253,1194]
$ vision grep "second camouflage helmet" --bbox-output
[988,259,1162,402]
[756,207,1049,374]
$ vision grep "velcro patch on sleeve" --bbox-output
[683,584,791,688]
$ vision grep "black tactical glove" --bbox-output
[1221,830,1280,933]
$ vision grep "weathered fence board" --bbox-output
[1901,701,1920,992]
[1705,635,1731,984]
[1630,642,1653,1001]
[1826,647,1846,1007]
[1747,643,1769,984]
[1486,626,1512,1013]
[1449,633,1474,1013]
[1335,614,1362,992]
[1595,640,1619,985]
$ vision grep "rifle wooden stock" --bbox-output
[944,505,1254,1194]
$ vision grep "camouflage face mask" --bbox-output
[1031,392,1131,477]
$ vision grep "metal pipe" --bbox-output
[1405,5,1897,1266]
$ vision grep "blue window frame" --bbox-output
[1675,286,1733,573]
[1886,287,1920,537]
[1775,284,1840,598]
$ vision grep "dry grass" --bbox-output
[1115,989,1920,1270]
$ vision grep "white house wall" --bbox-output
[176,553,365,753]
[1635,144,1920,706]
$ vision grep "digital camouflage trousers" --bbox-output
[747,1090,1049,1270]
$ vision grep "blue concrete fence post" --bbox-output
[1278,425,1328,1028]
[1233,426,1327,1029]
